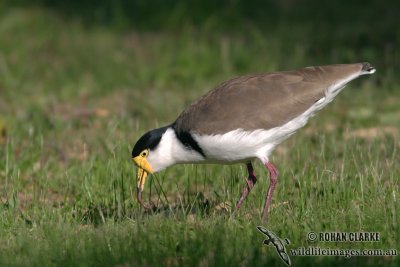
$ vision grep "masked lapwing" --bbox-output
[132,63,376,221]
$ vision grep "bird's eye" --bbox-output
[141,150,148,157]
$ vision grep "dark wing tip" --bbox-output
[361,62,376,74]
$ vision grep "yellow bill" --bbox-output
[136,166,148,191]
[132,154,154,206]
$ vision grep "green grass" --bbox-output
[0,7,399,267]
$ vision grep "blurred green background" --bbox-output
[0,1,399,266]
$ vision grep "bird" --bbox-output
[131,62,376,221]
[257,226,291,265]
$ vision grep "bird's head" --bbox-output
[131,126,171,205]
[132,125,205,206]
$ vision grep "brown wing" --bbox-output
[174,64,364,135]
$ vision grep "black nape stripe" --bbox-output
[172,126,205,158]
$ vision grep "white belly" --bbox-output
[193,90,339,163]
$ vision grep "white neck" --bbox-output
[147,127,204,172]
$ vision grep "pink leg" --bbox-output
[236,163,257,209]
[262,162,279,222]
